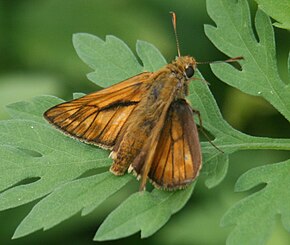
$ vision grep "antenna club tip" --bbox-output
[169,11,181,57]
[170,11,177,25]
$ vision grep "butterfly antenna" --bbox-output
[196,56,243,65]
[170,11,181,57]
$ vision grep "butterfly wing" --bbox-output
[44,72,152,149]
[148,99,202,190]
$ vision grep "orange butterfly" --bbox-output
[44,12,242,191]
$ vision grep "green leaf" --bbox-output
[187,70,290,187]
[94,184,194,241]
[203,1,290,243]
[73,92,86,99]
[72,34,143,87]
[254,0,290,30]
[0,117,110,211]
[136,40,167,71]
[221,159,290,245]
[13,173,132,239]
[6,95,63,122]
[203,154,229,188]
[205,0,290,121]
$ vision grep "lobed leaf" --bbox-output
[0,117,110,211]
[136,40,167,72]
[205,0,290,121]
[6,95,63,122]
[221,159,290,245]
[13,173,133,239]
[95,184,194,241]
[254,0,290,30]
[73,34,143,87]
[204,1,290,243]
[188,70,290,187]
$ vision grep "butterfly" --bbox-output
[44,12,242,191]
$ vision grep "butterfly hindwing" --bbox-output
[148,99,202,189]
[44,72,152,149]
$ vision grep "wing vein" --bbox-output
[77,110,100,138]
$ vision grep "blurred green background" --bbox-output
[0,0,289,244]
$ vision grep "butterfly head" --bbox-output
[171,56,197,80]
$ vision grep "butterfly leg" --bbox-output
[191,108,224,153]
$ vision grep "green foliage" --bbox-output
[95,184,194,241]
[254,0,290,29]
[13,172,132,239]
[73,34,143,87]
[0,0,289,243]
[204,0,290,244]
[221,159,290,245]
[205,0,290,121]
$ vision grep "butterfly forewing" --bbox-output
[44,72,152,149]
[148,99,202,190]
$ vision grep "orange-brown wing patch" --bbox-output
[44,72,152,149]
[148,99,202,190]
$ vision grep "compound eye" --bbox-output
[185,66,194,78]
